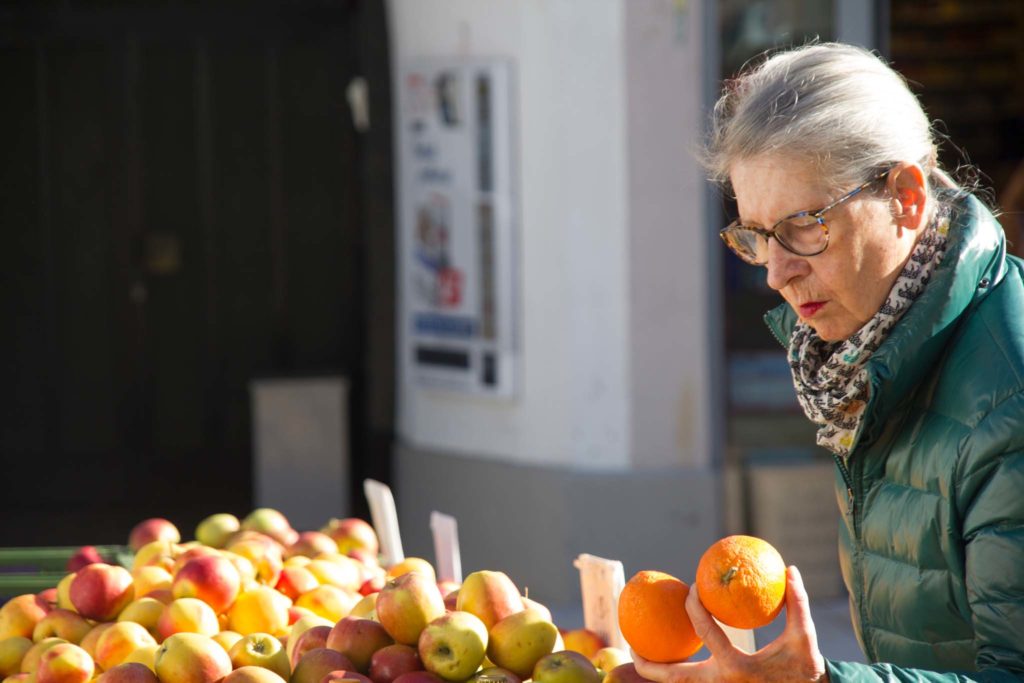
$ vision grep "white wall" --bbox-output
[389,0,711,471]
[624,1,711,469]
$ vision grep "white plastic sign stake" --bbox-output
[717,620,756,653]
[430,511,463,584]
[574,554,628,651]
[363,479,405,566]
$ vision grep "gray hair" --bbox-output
[704,42,960,197]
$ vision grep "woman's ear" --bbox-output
[887,163,928,230]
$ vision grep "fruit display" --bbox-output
[0,510,628,683]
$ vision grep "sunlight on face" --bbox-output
[729,156,918,342]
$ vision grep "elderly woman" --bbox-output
[635,43,1024,681]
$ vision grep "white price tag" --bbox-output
[574,553,627,651]
[363,479,405,566]
[717,620,756,653]
[430,511,463,584]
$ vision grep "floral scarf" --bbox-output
[789,214,951,458]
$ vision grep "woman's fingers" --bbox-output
[685,583,737,656]
[783,565,820,649]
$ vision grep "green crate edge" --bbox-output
[0,545,133,598]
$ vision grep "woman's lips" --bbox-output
[799,301,826,318]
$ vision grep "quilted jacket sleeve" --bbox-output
[825,392,1024,682]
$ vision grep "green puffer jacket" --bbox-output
[765,193,1024,681]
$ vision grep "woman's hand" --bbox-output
[632,566,828,683]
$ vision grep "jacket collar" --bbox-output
[764,193,1006,446]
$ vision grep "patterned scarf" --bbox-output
[789,213,950,458]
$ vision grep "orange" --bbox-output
[617,570,702,663]
[695,534,786,629]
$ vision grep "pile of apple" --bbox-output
[0,510,641,683]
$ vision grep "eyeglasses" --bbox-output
[719,169,890,265]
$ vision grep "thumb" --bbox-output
[783,565,819,647]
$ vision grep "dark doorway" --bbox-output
[0,1,395,546]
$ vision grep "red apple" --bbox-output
[326,617,393,674]
[358,576,386,597]
[69,564,135,621]
[368,644,420,683]
[35,589,57,614]
[96,662,160,683]
[286,532,338,559]
[222,666,288,683]
[289,625,332,669]
[322,671,374,683]
[375,573,445,646]
[391,673,445,683]
[321,519,379,557]
[129,519,181,553]
[292,648,356,683]
[36,643,93,683]
[36,589,59,613]
[561,628,606,660]
[275,566,320,601]
[67,546,106,573]
[172,555,241,614]
[455,571,523,630]
[467,668,522,683]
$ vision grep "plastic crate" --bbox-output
[0,545,132,600]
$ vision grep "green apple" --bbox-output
[485,609,558,679]
[375,573,446,646]
[531,651,601,683]
[326,617,394,673]
[228,633,291,680]
[467,666,522,683]
[195,514,240,549]
[417,612,488,682]
[455,572,523,631]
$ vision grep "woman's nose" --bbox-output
[764,238,810,291]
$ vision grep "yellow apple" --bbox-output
[153,633,232,683]
[36,642,94,683]
[0,596,48,640]
[417,612,488,682]
[0,637,33,677]
[94,622,157,671]
[228,633,289,679]
[227,587,291,637]
[486,610,558,679]
[117,599,165,641]
[157,599,219,640]
[21,638,68,674]
[31,611,91,645]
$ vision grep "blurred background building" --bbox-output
[2,0,1022,614]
